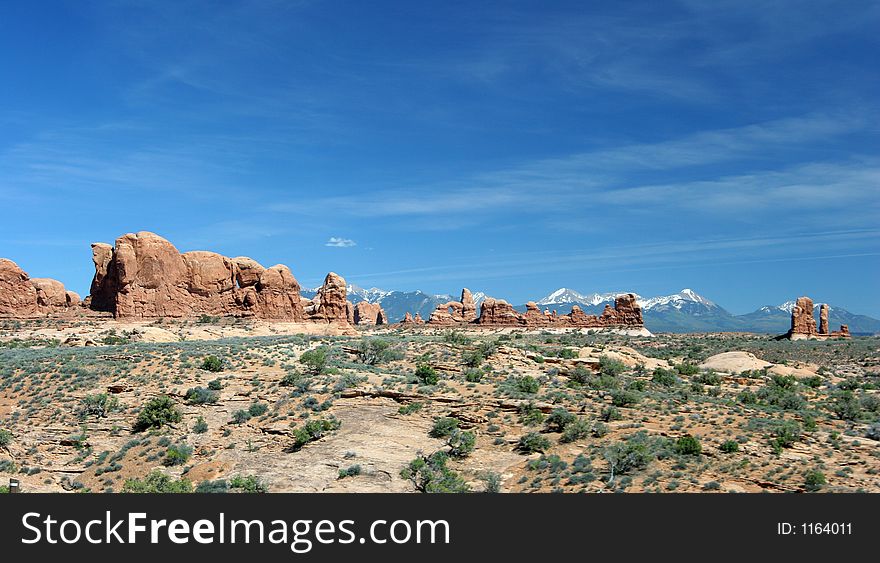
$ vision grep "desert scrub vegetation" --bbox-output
[78,393,120,419]
[200,355,225,372]
[354,338,403,365]
[123,471,193,493]
[401,451,470,493]
[289,417,341,451]
[133,396,181,431]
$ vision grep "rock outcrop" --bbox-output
[789,297,817,336]
[88,231,306,320]
[353,301,388,326]
[460,288,477,322]
[400,312,425,325]
[0,258,80,317]
[421,289,646,329]
[0,258,38,316]
[786,296,850,339]
[303,272,349,324]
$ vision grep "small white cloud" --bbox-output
[325,237,356,248]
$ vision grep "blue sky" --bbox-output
[1,0,879,315]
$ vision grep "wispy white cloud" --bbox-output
[267,112,877,224]
[325,237,356,248]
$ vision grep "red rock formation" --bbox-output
[88,231,305,320]
[819,303,829,335]
[428,301,465,325]
[461,288,477,322]
[789,296,817,336]
[0,258,80,317]
[786,297,850,339]
[476,298,522,325]
[346,301,355,325]
[0,258,38,317]
[831,324,851,338]
[303,272,349,324]
[401,312,425,325]
[353,301,387,326]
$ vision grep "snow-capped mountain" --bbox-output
[638,288,716,311]
[536,288,623,306]
[346,284,392,304]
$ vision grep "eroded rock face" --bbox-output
[819,304,829,335]
[400,312,424,325]
[87,232,305,320]
[790,296,817,336]
[461,288,477,322]
[31,278,68,308]
[428,301,464,325]
[476,297,522,325]
[786,296,850,339]
[303,272,349,324]
[0,259,79,317]
[353,301,388,326]
[0,258,38,316]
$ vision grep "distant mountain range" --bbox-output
[301,284,880,335]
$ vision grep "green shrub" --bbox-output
[558,348,578,359]
[603,432,667,483]
[290,417,341,450]
[464,368,484,383]
[695,371,722,385]
[355,339,401,365]
[516,375,540,394]
[229,475,268,493]
[0,428,11,447]
[231,410,252,424]
[123,471,192,493]
[446,430,476,457]
[162,443,193,466]
[770,420,802,453]
[207,378,223,391]
[519,402,546,426]
[600,406,622,422]
[673,434,702,456]
[517,432,551,453]
[184,386,219,405]
[675,363,700,376]
[652,367,677,386]
[415,363,439,385]
[133,396,181,432]
[560,418,593,443]
[193,416,208,434]
[79,393,119,419]
[611,389,640,407]
[804,470,826,492]
[569,365,592,385]
[720,440,739,453]
[195,480,229,493]
[546,408,576,432]
[398,402,423,415]
[599,356,626,377]
[338,464,362,479]
[201,355,224,372]
[829,390,861,421]
[429,417,460,438]
[462,349,484,368]
[248,402,269,417]
[300,347,329,374]
[401,451,470,493]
